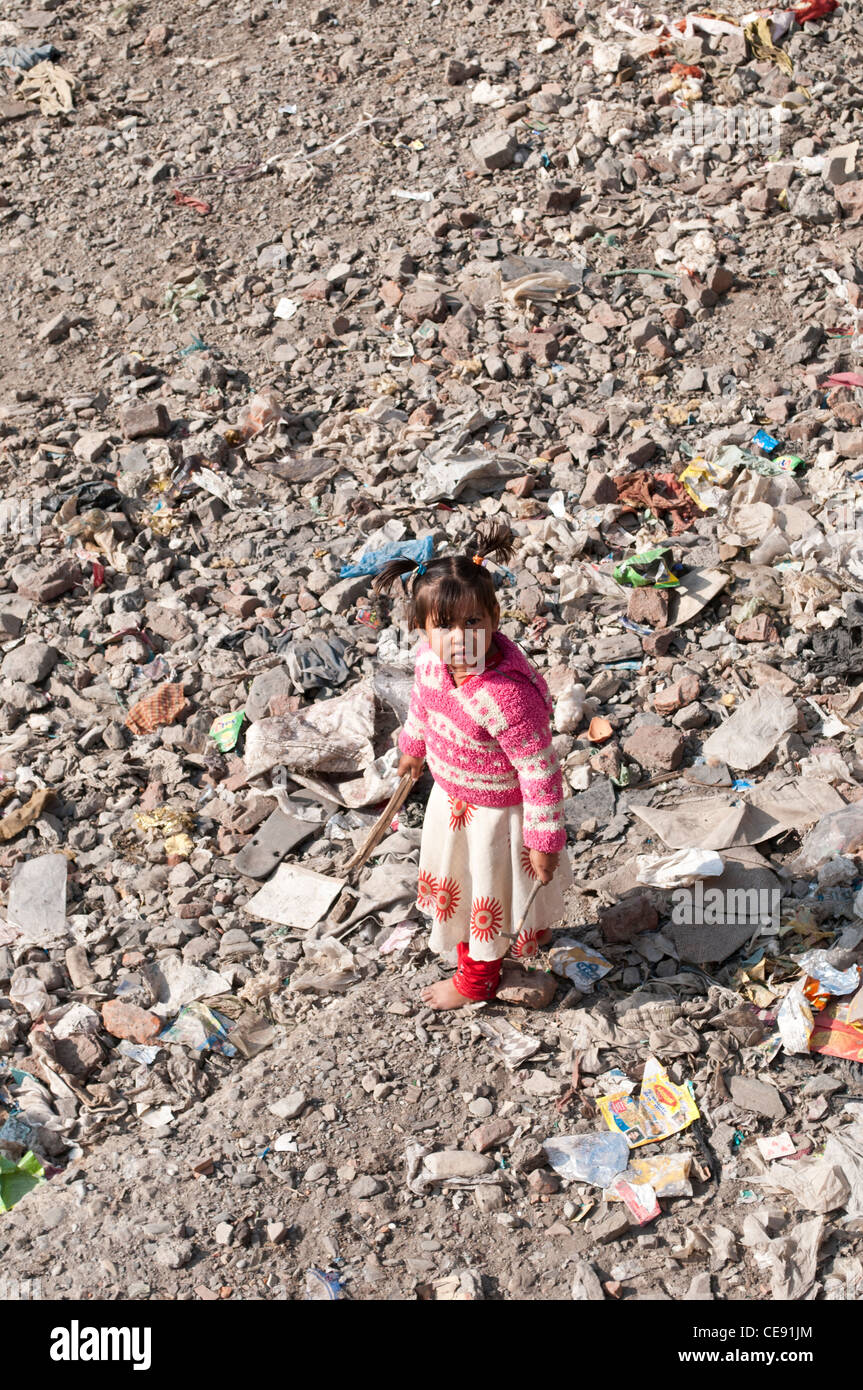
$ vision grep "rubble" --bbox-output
[0,0,862,1309]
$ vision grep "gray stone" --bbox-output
[571,1259,606,1300]
[319,575,368,614]
[38,311,72,343]
[591,1204,632,1244]
[154,1240,193,1269]
[622,726,685,772]
[801,1075,845,1097]
[471,129,519,171]
[564,778,615,829]
[269,1091,307,1120]
[422,1151,495,1181]
[475,1185,505,1213]
[246,666,296,721]
[728,1074,786,1120]
[783,324,824,366]
[1,641,59,685]
[350,1174,384,1198]
[121,402,171,440]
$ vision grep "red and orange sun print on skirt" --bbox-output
[520,845,539,880]
[417,869,437,911]
[415,781,572,963]
[448,796,474,831]
[434,875,460,922]
[470,895,504,943]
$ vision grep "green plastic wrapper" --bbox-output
[209,709,245,752]
[0,1150,45,1212]
[613,546,680,588]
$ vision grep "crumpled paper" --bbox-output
[700,687,798,771]
[19,60,77,115]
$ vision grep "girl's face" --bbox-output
[424,600,499,674]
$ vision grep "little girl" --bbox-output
[374,522,571,1010]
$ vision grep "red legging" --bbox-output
[452,942,502,1001]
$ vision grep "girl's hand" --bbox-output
[529,849,559,885]
[398,753,425,781]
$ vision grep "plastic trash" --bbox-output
[811,989,861,1061]
[340,535,433,578]
[636,848,724,888]
[412,444,523,504]
[607,1176,662,1224]
[597,1057,700,1149]
[679,453,738,510]
[159,1004,237,1057]
[498,254,585,309]
[245,863,345,931]
[792,803,863,874]
[372,667,414,724]
[0,1151,45,1212]
[143,957,231,1013]
[236,388,284,439]
[613,546,681,588]
[0,42,57,69]
[277,635,350,693]
[756,1134,797,1161]
[9,970,51,1020]
[209,709,245,752]
[553,683,586,734]
[6,853,68,946]
[609,1152,693,1200]
[543,1131,630,1187]
[776,949,861,1055]
[547,937,612,992]
[305,1268,343,1301]
[243,679,376,779]
[700,686,797,771]
[753,429,779,454]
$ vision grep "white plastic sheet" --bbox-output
[243,679,376,779]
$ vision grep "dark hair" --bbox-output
[373,520,515,630]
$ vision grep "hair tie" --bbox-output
[473,554,484,566]
[416,561,427,576]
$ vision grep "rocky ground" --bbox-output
[1,0,863,1302]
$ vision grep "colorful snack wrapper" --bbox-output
[548,937,612,993]
[597,1057,700,1149]
[209,709,245,752]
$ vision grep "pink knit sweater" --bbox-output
[398,632,566,853]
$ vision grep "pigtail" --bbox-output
[474,519,516,564]
[373,557,422,597]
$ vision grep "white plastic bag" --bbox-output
[636,848,724,888]
[554,682,586,734]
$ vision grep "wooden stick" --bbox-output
[499,879,543,942]
[343,773,414,877]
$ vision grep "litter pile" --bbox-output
[1,0,863,1303]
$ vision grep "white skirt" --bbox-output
[416,781,572,964]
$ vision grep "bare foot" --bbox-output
[421,978,471,1010]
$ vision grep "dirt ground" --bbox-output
[2,0,863,1302]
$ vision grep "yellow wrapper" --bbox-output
[597,1057,700,1149]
